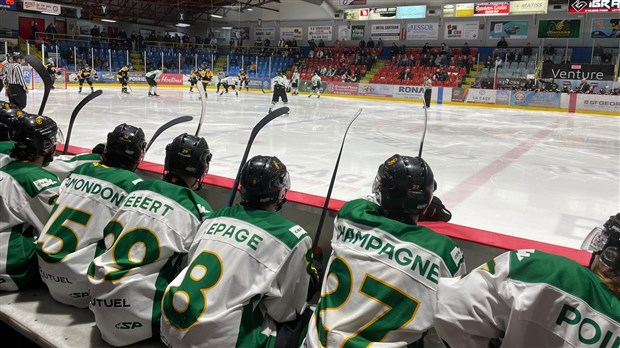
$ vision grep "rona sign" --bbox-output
[541,64,615,80]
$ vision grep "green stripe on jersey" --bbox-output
[56,153,101,163]
[6,224,38,289]
[131,180,212,221]
[0,141,12,155]
[67,162,142,193]
[337,199,463,275]
[1,161,60,198]
[235,294,275,348]
[209,205,308,250]
[508,250,620,322]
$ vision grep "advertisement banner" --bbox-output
[406,23,440,40]
[128,72,147,83]
[489,20,528,39]
[158,74,184,85]
[496,89,511,105]
[351,25,366,40]
[370,24,401,40]
[392,85,425,100]
[368,7,397,20]
[591,18,620,38]
[308,26,333,41]
[358,84,394,97]
[23,0,60,15]
[575,94,620,113]
[326,81,359,95]
[280,26,303,41]
[0,0,16,10]
[254,27,276,41]
[344,8,369,20]
[568,0,620,13]
[509,0,548,14]
[247,78,272,90]
[474,2,511,16]
[538,20,581,38]
[340,0,367,7]
[456,3,475,16]
[541,64,615,80]
[338,25,352,41]
[510,91,561,107]
[445,21,480,40]
[396,5,426,19]
[451,88,497,104]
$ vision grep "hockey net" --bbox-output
[30,67,68,90]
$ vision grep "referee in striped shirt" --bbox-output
[5,53,28,110]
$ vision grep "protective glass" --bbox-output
[581,227,610,253]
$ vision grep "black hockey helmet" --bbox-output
[276,69,282,75]
[240,155,290,210]
[103,123,146,171]
[9,113,58,162]
[373,154,435,221]
[0,104,24,141]
[164,133,212,184]
[582,213,620,275]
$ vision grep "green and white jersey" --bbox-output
[160,205,313,348]
[435,249,620,348]
[306,199,466,348]
[0,141,13,168]
[88,180,212,347]
[36,162,142,308]
[0,161,60,291]
[45,153,102,180]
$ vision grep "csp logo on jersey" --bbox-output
[34,178,57,190]
[115,322,143,330]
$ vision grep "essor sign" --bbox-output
[158,74,183,85]
[23,0,61,15]
[568,0,620,12]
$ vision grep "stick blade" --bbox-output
[63,90,103,154]
[146,115,194,153]
[24,55,53,115]
[195,80,207,136]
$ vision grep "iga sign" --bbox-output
[568,0,620,12]
[474,2,510,16]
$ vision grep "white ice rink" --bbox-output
[18,85,620,250]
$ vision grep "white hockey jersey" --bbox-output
[0,161,60,291]
[36,162,142,308]
[311,75,321,87]
[291,72,300,84]
[306,199,466,348]
[88,180,212,346]
[0,141,12,168]
[434,249,620,348]
[160,205,313,348]
[220,76,239,86]
[146,70,163,80]
[272,75,289,88]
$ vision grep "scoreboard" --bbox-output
[0,0,16,10]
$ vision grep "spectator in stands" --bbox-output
[359,39,366,49]
[543,43,555,56]
[308,39,316,50]
[320,65,327,76]
[522,42,533,57]
[507,50,516,62]
[440,43,449,55]
[462,43,471,56]
[439,54,449,67]
[577,79,590,93]
[341,70,351,82]
[376,38,383,50]
[308,49,314,58]
[480,76,493,89]
[45,23,57,43]
[399,68,412,81]
[398,44,406,54]
[422,43,430,54]
[318,39,325,48]
[497,36,508,48]
[421,54,431,67]
[390,43,398,56]
[434,55,442,67]
[523,78,537,91]
[593,44,604,58]
[31,20,39,41]
[316,50,324,59]
[367,39,374,48]
[264,38,271,47]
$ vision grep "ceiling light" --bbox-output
[42,11,59,15]
[210,13,223,18]
[246,8,253,11]
[101,18,117,23]
[176,23,191,27]
[222,26,233,29]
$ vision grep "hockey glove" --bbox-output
[92,143,106,155]
[419,196,452,222]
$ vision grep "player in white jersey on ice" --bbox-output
[218,76,239,96]
[36,124,145,308]
[434,213,620,348]
[305,154,466,347]
[270,70,289,112]
[291,68,300,95]
[145,68,166,97]
[160,155,314,348]
[88,133,213,346]
[307,71,321,98]
[0,114,61,291]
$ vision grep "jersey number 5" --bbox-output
[37,206,92,263]
[317,257,420,347]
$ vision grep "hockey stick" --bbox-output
[419,104,428,157]
[312,108,363,251]
[194,78,207,136]
[62,90,103,154]
[25,55,53,116]
[226,106,290,207]
[145,115,194,153]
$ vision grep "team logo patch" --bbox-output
[387,157,398,165]
[35,117,43,125]
[289,225,306,239]
[33,178,56,190]
[450,246,464,266]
